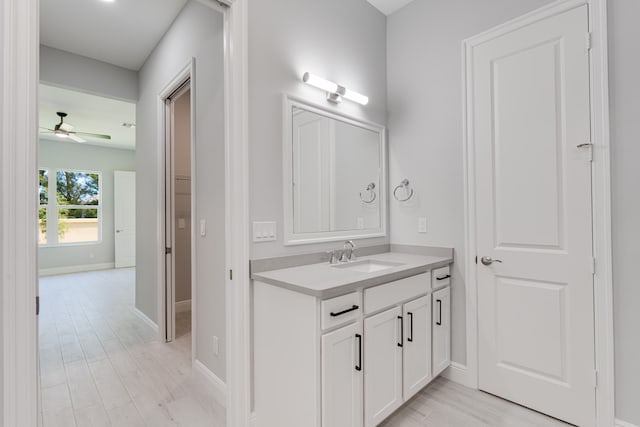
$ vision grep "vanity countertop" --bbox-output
[251,251,453,299]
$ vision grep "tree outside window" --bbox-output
[38,169,101,245]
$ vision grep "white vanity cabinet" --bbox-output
[253,265,452,427]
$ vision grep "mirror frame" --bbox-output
[282,94,387,245]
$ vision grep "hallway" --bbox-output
[38,268,224,427]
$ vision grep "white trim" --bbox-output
[441,362,471,388]
[38,262,116,277]
[157,60,194,344]
[2,0,40,425]
[282,94,388,246]
[133,308,159,334]
[175,299,191,313]
[249,412,257,427]
[616,420,640,427]
[224,0,252,425]
[461,1,614,426]
[193,359,227,408]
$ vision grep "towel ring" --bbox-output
[393,179,414,202]
[359,182,377,204]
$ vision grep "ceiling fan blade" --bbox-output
[68,134,86,143]
[59,123,74,132]
[72,131,111,140]
[39,127,55,132]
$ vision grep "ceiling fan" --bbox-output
[40,112,111,143]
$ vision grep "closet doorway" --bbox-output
[164,79,193,343]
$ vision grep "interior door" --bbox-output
[402,295,431,400]
[472,5,595,426]
[321,322,363,427]
[364,306,402,427]
[114,170,136,268]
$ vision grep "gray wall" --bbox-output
[174,90,191,303]
[387,0,554,366]
[609,0,640,424]
[40,45,138,102]
[136,1,225,379]
[38,140,135,271]
[249,0,388,259]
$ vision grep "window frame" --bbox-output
[38,168,103,247]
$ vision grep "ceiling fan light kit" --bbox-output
[40,111,112,143]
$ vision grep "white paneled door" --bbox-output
[114,171,136,268]
[471,5,595,427]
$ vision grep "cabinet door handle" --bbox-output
[397,316,403,347]
[407,312,413,342]
[330,305,359,317]
[355,334,362,371]
[436,274,451,281]
[436,300,442,326]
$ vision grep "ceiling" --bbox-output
[39,84,136,150]
[366,0,416,16]
[40,0,189,70]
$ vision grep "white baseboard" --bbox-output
[193,359,227,408]
[441,362,472,387]
[39,262,115,277]
[175,299,191,313]
[133,308,158,334]
[616,419,640,427]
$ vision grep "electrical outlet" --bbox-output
[213,336,219,356]
[357,217,365,229]
[418,217,428,233]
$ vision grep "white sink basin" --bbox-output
[331,259,404,273]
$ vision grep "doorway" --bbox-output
[463,2,613,426]
[164,80,193,343]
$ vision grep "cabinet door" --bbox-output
[322,322,363,427]
[364,306,403,427]
[432,286,451,376]
[403,295,431,400]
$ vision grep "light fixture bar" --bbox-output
[302,72,369,105]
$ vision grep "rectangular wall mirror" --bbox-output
[283,95,387,245]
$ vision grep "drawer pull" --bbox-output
[436,274,451,281]
[397,316,404,347]
[330,305,359,317]
[407,312,413,342]
[355,334,362,371]
[436,300,442,326]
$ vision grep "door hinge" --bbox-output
[593,370,598,388]
[165,247,172,255]
[590,257,596,275]
[586,32,592,51]
[36,296,40,316]
[229,269,233,280]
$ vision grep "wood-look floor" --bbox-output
[383,376,571,427]
[39,268,570,427]
[38,268,225,427]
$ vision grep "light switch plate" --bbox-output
[418,217,428,233]
[253,221,277,242]
[178,217,186,229]
[357,217,365,229]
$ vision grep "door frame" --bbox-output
[461,0,614,425]
[1,0,252,426]
[157,65,193,344]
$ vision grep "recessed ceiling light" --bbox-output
[100,0,115,3]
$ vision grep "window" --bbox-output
[38,169,101,245]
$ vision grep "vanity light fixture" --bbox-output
[302,72,369,106]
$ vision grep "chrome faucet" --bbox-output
[340,240,357,262]
[327,250,339,265]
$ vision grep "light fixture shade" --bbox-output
[302,72,339,94]
[343,88,369,105]
[302,72,369,106]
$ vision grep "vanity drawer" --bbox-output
[364,272,430,314]
[432,266,451,289]
[321,292,362,330]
